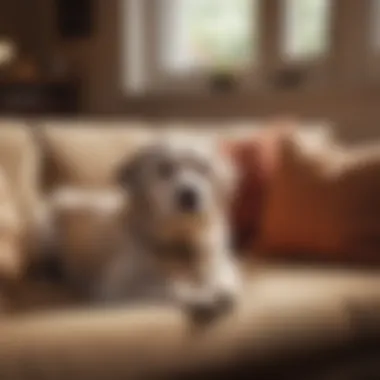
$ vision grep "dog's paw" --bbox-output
[173,281,237,324]
[209,258,242,304]
[185,290,237,324]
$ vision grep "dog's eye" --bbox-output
[157,161,174,179]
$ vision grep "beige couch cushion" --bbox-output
[38,121,157,189]
[47,187,126,286]
[0,120,42,274]
[38,120,263,189]
[0,120,41,219]
[0,166,23,283]
[39,120,328,189]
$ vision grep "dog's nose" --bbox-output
[177,187,199,212]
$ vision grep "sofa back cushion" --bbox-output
[38,120,258,189]
[0,120,41,217]
[0,120,42,279]
[39,121,157,189]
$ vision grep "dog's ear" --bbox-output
[117,144,159,190]
[116,156,140,190]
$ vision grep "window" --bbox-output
[124,0,259,93]
[124,0,377,94]
[282,0,331,62]
[160,0,259,73]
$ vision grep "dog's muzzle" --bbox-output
[176,186,200,213]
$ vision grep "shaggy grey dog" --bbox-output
[48,137,241,318]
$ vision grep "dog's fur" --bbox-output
[228,121,380,264]
[48,137,240,315]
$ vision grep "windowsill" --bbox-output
[124,58,335,99]
[123,83,380,119]
[125,81,373,99]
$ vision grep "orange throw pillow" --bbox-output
[227,121,288,251]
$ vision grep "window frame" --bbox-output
[123,0,375,96]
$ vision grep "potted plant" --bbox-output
[208,62,239,93]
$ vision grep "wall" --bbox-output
[0,0,123,113]
[57,0,124,113]
[2,0,380,141]
[0,0,53,70]
[0,1,34,53]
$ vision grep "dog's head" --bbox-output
[118,136,235,242]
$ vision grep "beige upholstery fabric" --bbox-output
[38,120,262,189]
[0,166,23,283]
[3,265,380,380]
[0,121,41,221]
[38,121,156,189]
[0,121,42,279]
[38,120,330,189]
[47,187,126,287]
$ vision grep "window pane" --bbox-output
[283,0,330,61]
[160,0,258,73]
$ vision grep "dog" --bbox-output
[48,136,241,319]
[228,120,380,265]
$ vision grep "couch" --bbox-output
[0,118,379,380]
